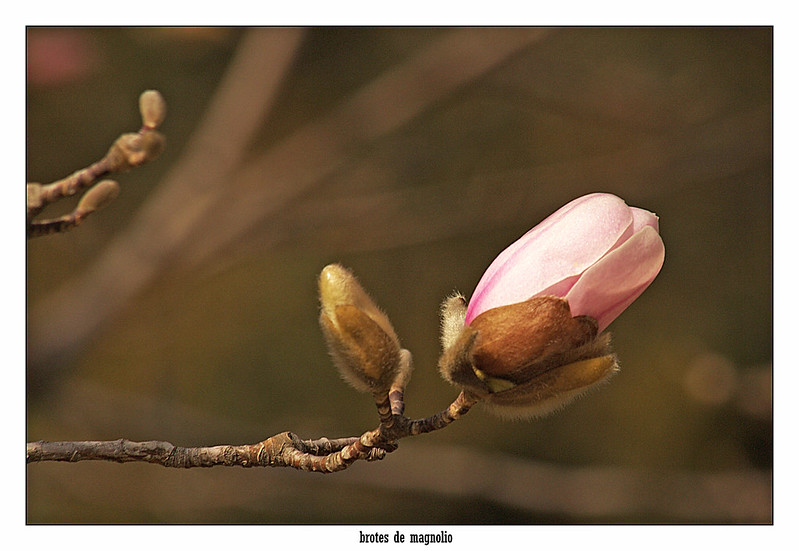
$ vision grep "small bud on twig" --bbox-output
[27,90,168,239]
[77,179,120,213]
[25,179,121,238]
[318,264,403,394]
[139,90,167,130]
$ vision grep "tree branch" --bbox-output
[26,92,166,239]
[26,390,479,473]
[27,28,306,388]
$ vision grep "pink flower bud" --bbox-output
[465,193,665,332]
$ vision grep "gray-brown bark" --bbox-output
[26,391,479,473]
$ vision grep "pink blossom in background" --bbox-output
[27,29,99,88]
[465,193,665,332]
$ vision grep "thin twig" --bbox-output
[30,159,110,215]
[27,100,166,238]
[26,209,93,238]
[407,390,479,435]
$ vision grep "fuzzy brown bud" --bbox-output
[139,90,167,129]
[439,296,618,418]
[319,264,404,394]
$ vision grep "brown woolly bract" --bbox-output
[439,293,468,351]
[318,264,403,394]
[319,306,402,393]
[439,295,619,419]
[481,339,618,419]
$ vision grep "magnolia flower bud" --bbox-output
[466,192,665,331]
[439,193,664,418]
[319,264,404,394]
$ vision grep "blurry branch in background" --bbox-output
[27,27,551,390]
[242,102,770,258]
[26,91,166,239]
[175,27,554,268]
[26,27,306,388]
[358,440,772,523]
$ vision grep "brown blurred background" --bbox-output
[26,27,772,524]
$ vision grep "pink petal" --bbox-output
[565,226,665,331]
[465,193,634,324]
[630,206,659,233]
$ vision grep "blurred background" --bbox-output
[26,27,772,524]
